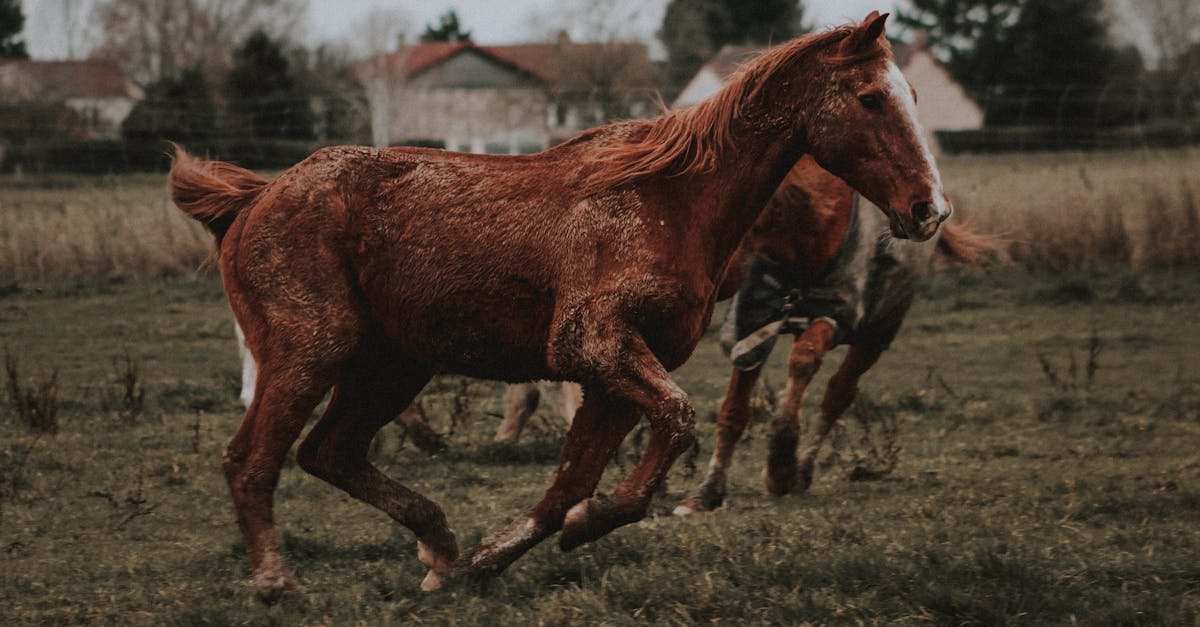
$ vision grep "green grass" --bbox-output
[1,269,1198,624]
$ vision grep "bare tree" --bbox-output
[523,0,660,126]
[89,0,308,83]
[348,5,414,58]
[1119,0,1200,72]
[524,0,654,43]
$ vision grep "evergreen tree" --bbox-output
[898,0,1127,125]
[896,0,1021,91]
[420,9,471,43]
[659,0,807,91]
[0,0,28,58]
[226,30,313,140]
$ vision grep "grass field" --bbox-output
[1,267,1199,625]
[2,153,1199,624]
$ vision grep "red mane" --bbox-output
[582,25,890,192]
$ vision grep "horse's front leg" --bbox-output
[765,319,837,495]
[792,342,883,489]
[559,334,697,550]
[673,364,763,515]
[450,387,639,579]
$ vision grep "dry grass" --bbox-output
[2,148,1199,280]
[0,175,211,280]
[941,148,1200,271]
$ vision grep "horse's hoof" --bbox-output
[794,462,815,493]
[559,499,599,551]
[764,461,800,496]
[417,540,438,569]
[672,502,697,517]
[420,569,443,591]
[672,493,721,517]
[416,538,457,592]
[254,573,303,605]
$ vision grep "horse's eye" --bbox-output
[857,93,883,111]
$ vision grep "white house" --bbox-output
[354,37,653,153]
[0,60,144,140]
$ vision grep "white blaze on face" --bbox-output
[883,61,950,219]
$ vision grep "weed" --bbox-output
[110,349,145,419]
[113,472,161,531]
[843,392,901,481]
[1036,327,1102,420]
[4,349,59,433]
[0,434,43,517]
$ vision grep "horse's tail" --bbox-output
[169,145,268,249]
[935,222,1008,266]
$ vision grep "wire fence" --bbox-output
[1,85,1198,174]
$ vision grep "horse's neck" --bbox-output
[677,131,806,283]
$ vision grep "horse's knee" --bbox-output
[787,344,824,380]
[655,393,695,451]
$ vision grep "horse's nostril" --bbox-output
[911,201,935,224]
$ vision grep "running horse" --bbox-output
[169,13,949,602]
[494,159,993,447]
[672,156,993,515]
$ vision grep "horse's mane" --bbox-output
[581,25,890,193]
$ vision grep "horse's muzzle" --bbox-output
[890,200,950,241]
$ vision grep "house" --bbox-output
[673,35,984,154]
[0,60,144,140]
[354,36,654,153]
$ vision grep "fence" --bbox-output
[1,85,1199,173]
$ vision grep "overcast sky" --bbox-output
[21,0,899,60]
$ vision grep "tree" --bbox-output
[1120,0,1200,76]
[90,0,306,83]
[420,9,471,43]
[659,0,807,91]
[897,0,1126,124]
[226,30,313,140]
[1123,0,1200,120]
[0,0,28,58]
[349,5,413,57]
[896,0,1023,91]
[526,0,660,124]
[122,68,218,147]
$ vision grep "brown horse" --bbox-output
[494,159,993,447]
[170,13,949,602]
[672,156,995,516]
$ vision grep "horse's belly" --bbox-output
[368,278,558,381]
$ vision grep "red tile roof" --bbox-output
[355,40,646,86]
[0,60,142,101]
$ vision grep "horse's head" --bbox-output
[804,12,950,241]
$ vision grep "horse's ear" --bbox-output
[840,11,889,56]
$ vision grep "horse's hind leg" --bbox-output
[765,320,837,495]
[223,342,352,604]
[793,343,883,489]
[674,365,763,516]
[295,346,455,591]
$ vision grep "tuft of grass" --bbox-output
[4,349,59,434]
[108,350,145,420]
